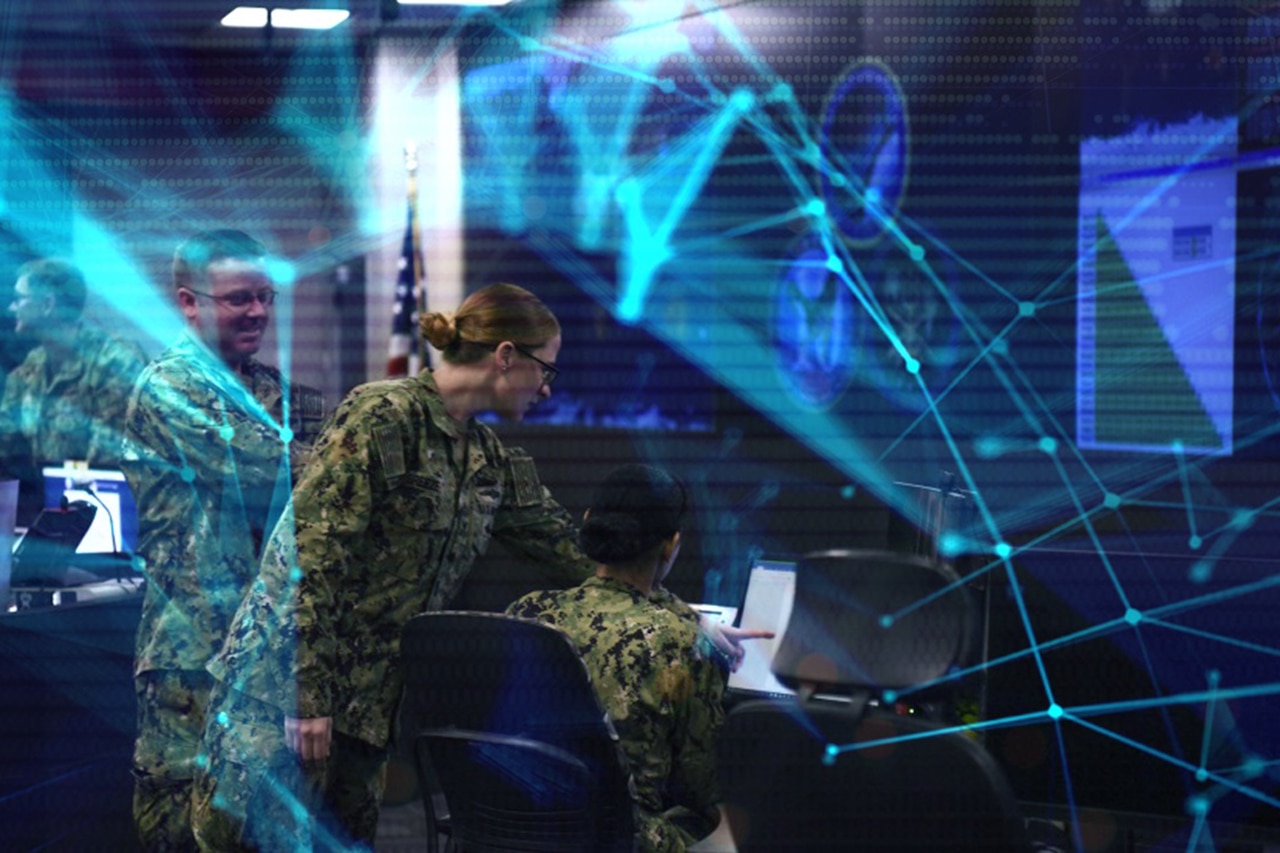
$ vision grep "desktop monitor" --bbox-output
[41,466,137,555]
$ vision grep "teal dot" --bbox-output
[179,467,195,484]
[878,614,894,629]
[990,339,1009,356]
[975,436,1002,458]
[1190,561,1211,584]
[825,256,844,274]
[939,532,962,558]
[804,198,826,218]
[1038,436,1057,454]
[830,171,847,187]
[279,427,294,443]
[657,78,674,94]
[1188,535,1201,550]
[266,259,296,286]
[195,753,209,770]
[1046,704,1064,720]
[882,689,897,703]
[1194,768,1207,783]
[865,187,882,206]
[1124,608,1142,626]
[219,425,235,442]
[1186,795,1209,816]
[289,567,303,583]
[216,711,229,727]
[1244,755,1265,778]
[908,244,925,262]
[822,743,838,766]
[1018,301,1036,317]
[904,357,920,375]
[994,542,1012,559]
[1206,669,1220,686]
[1232,510,1255,530]
[730,88,755,111]
[839,484,857,500]
[1103,492,1122,510]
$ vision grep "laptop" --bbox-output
[725,557,801,700]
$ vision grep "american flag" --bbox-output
[386,199,422,378]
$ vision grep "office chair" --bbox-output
[399,611,637,853]
[718,549,1030,852]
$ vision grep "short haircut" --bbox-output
[16,258,87,321]
[172,229,266,291]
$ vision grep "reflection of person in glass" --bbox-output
[777,249,852,406]
[122,230,325,851]
[193,283,596,851]
[507,463,728,852]
[0,258,146,522]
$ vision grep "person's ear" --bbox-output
[662,530,682,562]
[176,287,200,323]
[35,293,56,319]
[494,340,516,373]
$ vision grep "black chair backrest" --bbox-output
[717,698,1031,852]
[400,612,636,852]
[772,549,973,698]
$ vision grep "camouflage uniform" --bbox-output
[0,325,146,506]
[121,333,324,852]
[196,369,595,849]
[507,575,727,853]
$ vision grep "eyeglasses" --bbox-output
[512,344,560,387]
[184,286,277,309]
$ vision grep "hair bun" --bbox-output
[420,311,459,350]
[578,513,649,564]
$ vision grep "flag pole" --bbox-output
[405,140,424,375]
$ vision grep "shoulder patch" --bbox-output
[508,448,543,507]
[373,424,406,479]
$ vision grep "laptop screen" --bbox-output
[42,466,137,554]
[726,558,798,699]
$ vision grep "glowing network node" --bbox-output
[974,435,1004,458]
[1103,492,1122,510]
[180,467,196,484]
[1046,704,1064,720]
[907,243,924,261]
[938,531,962,557]
[289,567,304,583]
[280,427,295,443]
[1124,608,1142,626]
[658,78,675,93]
[219,425,236,442]
[1188,535,1202,549]
[825,255,843,274]
[1018,301,1035,318]
[217,711,230,727]
[878,614,894,629]
[1186,795,1210,816]
[883,689,897,703]
[803,198,826,218]
[994,541,1013,559]
[840,484,857,499]
[904,357,920,375]
[1038,436,1058,454]
[1189,561,1212,584]
[267,258,297,286]
[823,743,839,766]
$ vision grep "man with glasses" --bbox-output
[121,229,325,851]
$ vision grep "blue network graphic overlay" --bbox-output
[457,1,1280,847]
[0,0,1278,850]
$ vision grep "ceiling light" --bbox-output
[271,8,351,28]
[220,7,352,29]
[398,1,516,6]
[222,6,270,27]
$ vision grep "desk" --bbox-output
[0,593,142,851]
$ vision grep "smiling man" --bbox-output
[120,229,326,851]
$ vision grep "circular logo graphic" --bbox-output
[819,61,910,246]
[773,233,858,409]
[858,235,963,412]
